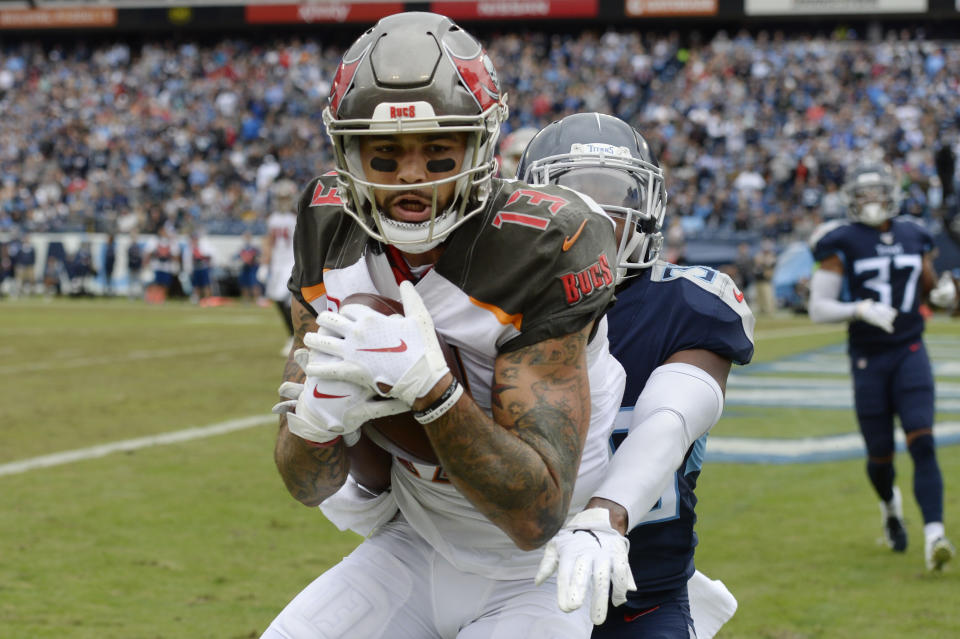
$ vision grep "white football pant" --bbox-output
[261,515,592,639]
[688,569,738,638]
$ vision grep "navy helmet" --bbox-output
[517,113,666,279]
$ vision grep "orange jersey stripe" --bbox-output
[470,296,522,330]
[301,281,327,303]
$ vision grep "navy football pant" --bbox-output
[851,340,943,523]
[593,585,695,638]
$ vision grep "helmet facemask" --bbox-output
[325,101,504,253]
[524,146,666,281]
[842,166,901,227]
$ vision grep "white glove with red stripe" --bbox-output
[273,343,407,446]
[306,281,450,407]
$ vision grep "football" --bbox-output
[341,292,466,476]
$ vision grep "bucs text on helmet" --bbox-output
[842,162,902,227]
[517,112,666,281]
[323,12,509,253]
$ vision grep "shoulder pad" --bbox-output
[809,219,848,250]
[649,261,755,344]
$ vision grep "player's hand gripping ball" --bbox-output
[312,288,467,467]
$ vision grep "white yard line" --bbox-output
[707,421,960,463]
[0,415,275,477]
[0,340,274,375]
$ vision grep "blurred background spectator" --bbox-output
[0,26,958,305]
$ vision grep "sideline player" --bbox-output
[809,161,955,571]
[519,113,754,636]
[187,229,215,301]
[260,178,299,355]
[262,13,626,638]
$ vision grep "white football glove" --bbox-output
[929,272,957,309]
[305,281,450,406]
[854,299,897,334]
[273,346,408,446]
[534,508,636,625]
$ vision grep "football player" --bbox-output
[187,229,215,301]
[260,178,299,355]
[518,113,755,636]
[262,13,626,638]
[809,162,956,571]
[497,126,539,179]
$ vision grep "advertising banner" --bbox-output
[430,0,598,19]
[745,0,927,14]
[246,2,403,24]
[625,0,717,16]
[0,6,115,28]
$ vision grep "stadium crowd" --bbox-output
[1,26,959,299]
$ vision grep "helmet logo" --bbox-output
[570,142,631,158]
[445,46,499,111]
[389,105,416,118]
[329,43,370,114]
[371,101,437,126]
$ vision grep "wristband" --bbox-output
[413,378,464,424]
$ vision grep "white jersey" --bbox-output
[144,237,180,274]
[265,210,297,301]
[311,249,624,580]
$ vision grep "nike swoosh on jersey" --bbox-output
[624,604,660,623]
[358,339,408,353]
[562,219,589,252]
[313,387,349,399]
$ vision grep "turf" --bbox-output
[0,298,957,637]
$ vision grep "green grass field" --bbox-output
[1,298,957,638]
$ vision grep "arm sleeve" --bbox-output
[808,268,857,323]
[592,362,724,531]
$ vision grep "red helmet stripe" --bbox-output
[446,49,499,111]
[329,57,362,115]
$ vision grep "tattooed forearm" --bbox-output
[274,432,349,506]
[273,297,347,506]
[424,324,593,550]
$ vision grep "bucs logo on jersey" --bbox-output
[560,253,614,305]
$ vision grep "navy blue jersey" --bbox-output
[607,261,754,605]
[811,217,933,353]
[17,244,36,267]
[127,243,143,271]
